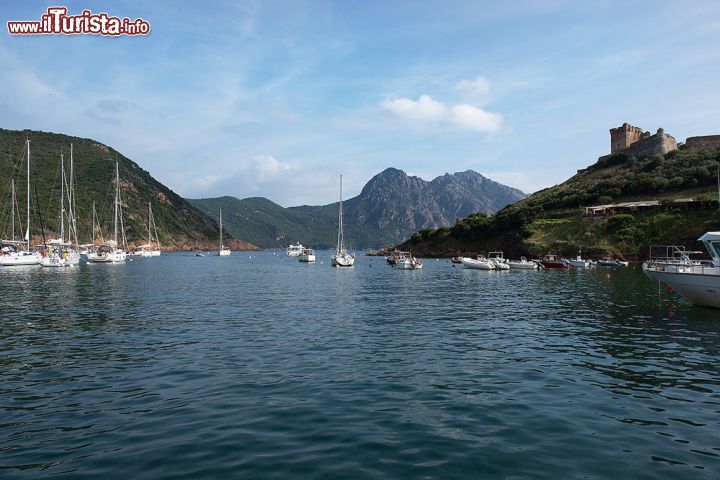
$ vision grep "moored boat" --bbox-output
[488,251,510,270]
[87,162,128,264]
[286,242,304,257]
[540,253,570,269]
[331,174,355,267]
[218,209,231,256]
[298,248,316,262]
[460,256,495,270]
[507,256,539,270]
[643,233,720,308]
[395,256,423,269]
[568,251,592,268]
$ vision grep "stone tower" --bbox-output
[609,123,649,154]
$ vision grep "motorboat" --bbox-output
[287,242,304,257]
[460,255,495,270]
[507,256,540,270]
[298,248,316,262]
[386,250,409,265]
[568,251,592,268]
[331,174,355,267]
[540,253,570,269]
[643,233,720,308]
[395,256,423,270]
[39,249,68,267]
[488,251,510,270]
[195,251,205,257]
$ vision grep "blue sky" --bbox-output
[2,1,720,206]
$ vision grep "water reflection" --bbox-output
[1,255,719,478]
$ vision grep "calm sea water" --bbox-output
[1,252,719,479]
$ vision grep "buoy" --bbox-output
[666,285,673,292]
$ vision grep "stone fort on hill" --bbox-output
[608,122,720,158]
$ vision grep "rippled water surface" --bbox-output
[1,252,719,479]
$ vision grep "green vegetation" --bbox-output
[0,129,221,247]
[400,147,720,258]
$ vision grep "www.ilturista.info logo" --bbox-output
[7,7,150,36]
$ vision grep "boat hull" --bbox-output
[87,250,127,263]
[541,261,569,269]
[508,261,538,270]
[219,249,231,256]
[331,254,354,267]
[0,252,41,266]
[644,267,720,308]
[460,257,495,270]
[298,254,316,262]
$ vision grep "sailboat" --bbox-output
[218,209,231,256]
[131,202,161,257]
[331,174,355,267]
[42,147,81,267]
[87,162,128,263]
[1,137,41,266]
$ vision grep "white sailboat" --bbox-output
[331,174,355,267]
[1,137,41,266]
[42,147,81,267]
[131,202,161,257]
[87,162,127,263]
[218,209,231,256]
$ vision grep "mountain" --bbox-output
[0,128,256,250]
[189,168,526,248]
[398,146,720,259]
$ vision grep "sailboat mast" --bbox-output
[219,209,223,250]
[11,180,15,242]
[26,138,30,251]
[92,202,97,244]
[337,174,344,251]
[60,152,65,242]
[148,202,152,246]
[69,143,78,248]
[114,162,119,245]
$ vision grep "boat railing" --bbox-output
[644,245,719,274]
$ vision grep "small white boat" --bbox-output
[488,251,510,270]
[218,209,231,256]
[287,242,304,257]
[331,174,355,267]
[507,256,539,270]
[395,256,423,270]
[461,256,495,270]
[597,258,627,267]
[298,248,316,262]
[195,251,205,257]
[643,233,720,308]
[568,251,592,268]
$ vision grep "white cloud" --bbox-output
[380,94,447,122]
[456,75,491,96]
[252,154,295,180]
[381,94,502,133]
[450,104,503,133]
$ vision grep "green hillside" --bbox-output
[189,196,339,249]
[0,128,225,249]
[399,147,720,258]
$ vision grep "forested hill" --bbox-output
[398,146,720,258]
[0,128,255,250]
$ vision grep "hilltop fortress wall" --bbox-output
[609,123,677,157]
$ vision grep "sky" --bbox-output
[1,1,720,206]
